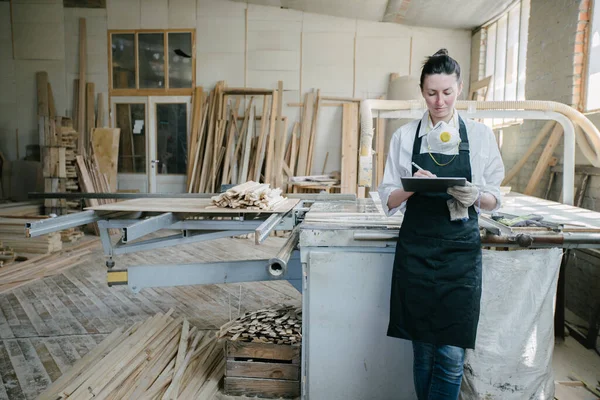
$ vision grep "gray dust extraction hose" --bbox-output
[268,227,300,277]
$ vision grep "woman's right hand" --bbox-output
[413,169,436,178]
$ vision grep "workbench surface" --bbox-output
[85,198,300,214]
[302,192,600,231]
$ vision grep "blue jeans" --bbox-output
[412,341,465,400]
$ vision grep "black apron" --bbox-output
[387,117,482,349]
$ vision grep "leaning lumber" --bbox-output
[0,238,99,294]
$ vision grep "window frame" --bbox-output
[108,29,196,96]
[478,0,529,129]
[584,0,600,112]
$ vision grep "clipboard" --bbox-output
[401,177,467,192]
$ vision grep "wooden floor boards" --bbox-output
[0,235,300,399]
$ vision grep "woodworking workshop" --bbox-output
[1,0,600,399]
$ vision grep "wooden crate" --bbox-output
[224,340,301,398]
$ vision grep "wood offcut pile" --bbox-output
[0,238,97,294]
[219,305,302,345]
[210,181,285,210]
[38,311,224,400]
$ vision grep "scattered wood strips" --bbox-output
[0,238,98,294]
[38,311,224,400]
[211,181,286,210]
[219,305,302,345]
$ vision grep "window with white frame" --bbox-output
[586,1,600,111]
[479,0,530,127]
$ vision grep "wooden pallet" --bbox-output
[224,341,300,398]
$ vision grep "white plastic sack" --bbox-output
[460,248,562,400]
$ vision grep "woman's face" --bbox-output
[421,73,462,123]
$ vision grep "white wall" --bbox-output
[0,0,471,176]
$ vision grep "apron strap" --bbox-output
[412,121,423,175]
[458,116,469,152]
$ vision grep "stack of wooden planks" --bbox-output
[37,72,68,216]
[210,181,285,210]
[0,238,97,293]
[59,118,83,212]
[38,311,225,400]
[219,305,302,345]
[0,217,62,254]
[186,81,320,193]
[0,201,43,216]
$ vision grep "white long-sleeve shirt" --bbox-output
[378,110,505,217]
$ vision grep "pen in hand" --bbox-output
[411,162,424,171]
[411,162,436,178]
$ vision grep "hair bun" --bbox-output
[433,48,449,57]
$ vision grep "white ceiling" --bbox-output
[231,0,517,30]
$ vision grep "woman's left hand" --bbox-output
[447,182,480,207]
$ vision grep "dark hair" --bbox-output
[419,48,461,89]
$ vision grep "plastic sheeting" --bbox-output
[460,248,563,400]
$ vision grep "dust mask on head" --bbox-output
[426,121,461,154]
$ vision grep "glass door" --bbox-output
[148,96,191,193]
[111,96,148,193]
[111,96,191,193]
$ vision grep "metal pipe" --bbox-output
[255,213,285,245]
[359,99,599,206]
[268,227,300,277]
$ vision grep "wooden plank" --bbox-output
[116,104,135,173]
[78,18,87,155]
[276,117,288,189]
[198,90,217,192]
[222,88,274,95]
[73,79,80,139]
[36,72,49,118]
[264,90,279,185]
[254,95,270,182]
[239,105,255,183]
[503,121,555,185]
[306,89,321,175]
[96,93,104,128]
[295,92,314,177]
[224,376,300,398]
[341,103,359,195]
[226,341,300,361]
[186,87,203,188]
[86,197,299,214]
[524,124,563,195]
[226,360,299,380]
[289,122,299,177]
[86,83,95,149]
[91,128,121,192]
[47,82,57,119]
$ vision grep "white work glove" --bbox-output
[446,182,480,222]
[447,181,480,208]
